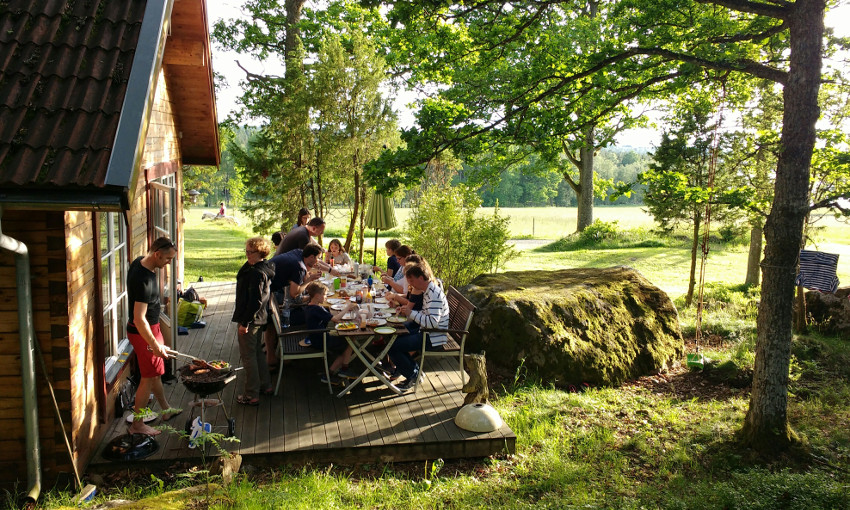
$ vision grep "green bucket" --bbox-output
[686,353,705,369]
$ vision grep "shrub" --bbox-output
[405,186,517,287]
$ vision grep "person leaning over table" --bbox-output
[274,217,326,256]
[264,244,342,368]
[232,236,276,405]
[388,263,450,392]
[381,244,413,293]
[302,281,361,385]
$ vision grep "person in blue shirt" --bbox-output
[303,281,359,385]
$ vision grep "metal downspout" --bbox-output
[0,208,41,503]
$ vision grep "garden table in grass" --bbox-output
[333,319,409,398]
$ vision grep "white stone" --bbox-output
[454,403,503,432]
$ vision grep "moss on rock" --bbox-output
[461,267,683,387]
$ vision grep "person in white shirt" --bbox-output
[388,263,450,391]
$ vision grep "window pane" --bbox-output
[103,310,113,357]
[99,212,108,256]
[117,298,127,340]
[112,214,121,249]
[115,251,124,296]
[101,258,110,304]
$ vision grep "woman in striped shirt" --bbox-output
[389,263,450,391]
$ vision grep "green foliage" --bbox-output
[537,221,672,252]
[405,185,517,287]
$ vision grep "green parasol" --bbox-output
[364,191,397,266]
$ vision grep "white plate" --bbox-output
[373,326,397,335]
[371,303,389,309]
[335,322,358,331]
[327,298,346,305]
[342,311,356,320]
[374,297,388,304]
[366,318,387,327]
[331,304,346,310]
[372,311,391,319]
[387,316,407,323]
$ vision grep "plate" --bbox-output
[373,311,390,319]
[335,322,358,331]
[371,303,389,309]
[327,298,346,305]
[331,304,346,310]
[374,297,388,304]
[387,316,407,323]
[342,312,356,320]
[373,326,397,335]
[366,318,387,327]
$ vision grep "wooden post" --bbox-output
[794,285,808,334]
[461,353,489,405]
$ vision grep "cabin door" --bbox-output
[150,177,179,355]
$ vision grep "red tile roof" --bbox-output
[0,0,147,189]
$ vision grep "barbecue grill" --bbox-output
[178,364,237,439]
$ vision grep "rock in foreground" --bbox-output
[461,267,683,387]
[804,287,850,340]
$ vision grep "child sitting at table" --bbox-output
[303,281,360,384]
[324,238,352,267]
[372,239,402,277]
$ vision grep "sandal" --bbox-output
[236,395,260,406]
[261,387,274,396]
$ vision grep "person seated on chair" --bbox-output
[372,239,402,277]
[388,263,450,392]
[385,254,429,310]
[324,238,352,267]
[265,244,339,368]
[303,281,360,385]
[381,245,413,293]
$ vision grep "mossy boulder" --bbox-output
[461,267,683,387]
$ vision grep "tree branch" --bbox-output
[695,0,791,20]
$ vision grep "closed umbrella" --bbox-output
[364,191,397,266]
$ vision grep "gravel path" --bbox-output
[509,239,553,251]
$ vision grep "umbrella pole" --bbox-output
[374,229,379,266]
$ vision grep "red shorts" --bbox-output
[128,322,166,378]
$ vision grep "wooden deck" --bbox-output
[88,281,515,472]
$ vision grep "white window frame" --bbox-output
[101,212,131,383]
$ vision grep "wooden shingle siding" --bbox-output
[142,70,181,170]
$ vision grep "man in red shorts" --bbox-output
[126,237,179,435]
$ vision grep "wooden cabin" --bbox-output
[0,0,219,492]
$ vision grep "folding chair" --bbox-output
[269,293,333,396]
[415,286,476,393]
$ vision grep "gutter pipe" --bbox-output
[0,207,41,503]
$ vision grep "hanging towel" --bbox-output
[795,250,840,293]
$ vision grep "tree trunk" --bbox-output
[685,212,701,308]
[745,223,763,287]
[283,0,305,83]
[576,126,595,232]
[345,168,360,253]
[741,0,824,452]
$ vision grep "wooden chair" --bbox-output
[269,293,333,396]
[416,285,476,393]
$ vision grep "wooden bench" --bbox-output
[416,285,476,393]
[269,293,333,396]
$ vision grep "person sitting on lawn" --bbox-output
[302,281,360,385]
[388,263,450,391]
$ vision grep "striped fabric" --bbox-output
[796,250,840,293]
[410,281,450,346]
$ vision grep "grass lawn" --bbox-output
[30,206,850,509]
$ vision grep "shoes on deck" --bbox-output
[397,377,417,392]
[337,368,360,379]
[320,373,344,386]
